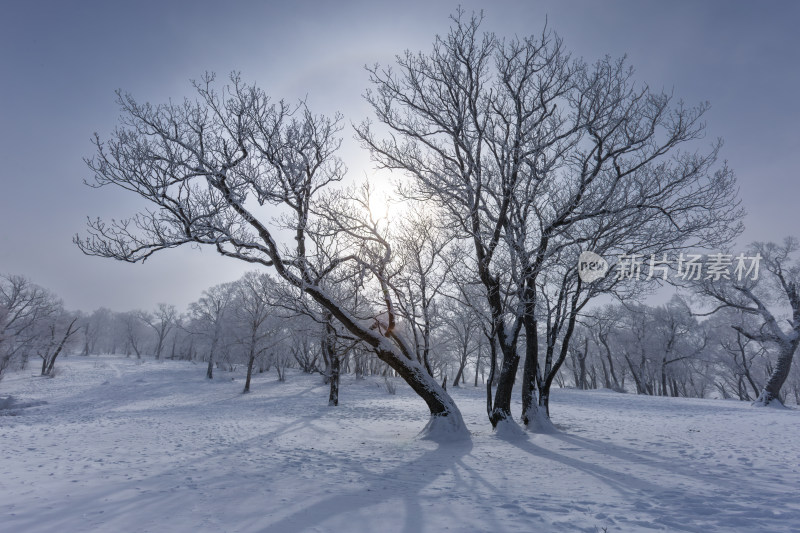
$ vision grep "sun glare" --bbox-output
[364,170,409,221]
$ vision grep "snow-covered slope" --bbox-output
[1,356,798,532]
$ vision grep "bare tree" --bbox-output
[358,13,549,426]
[119,311,147,358]
[358,11,742,428]
[706,309,766,401]
[189,282,235,379]
[391,207,455,377]
[291,335,320,373]
[37,313,80,376]
[438,298,482,387]
[1,275,60,381]
[694,238,800,406]
[233,271,283,393]
[79,307,113,356]
[566,327,591,389]
[321,312,342,405]
[138,303,177,360]
[584,305,624,391]
[76,73,466,437]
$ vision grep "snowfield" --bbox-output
[1,356,798,533]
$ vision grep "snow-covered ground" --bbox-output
[1,356,798,533]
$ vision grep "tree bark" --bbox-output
[489,345,520,426]
[323,318,339,406]
[243,340,256,393]
[521,313,539,426]
[328,353,340,406]
[756,340,798,406]
[43,318,78,376]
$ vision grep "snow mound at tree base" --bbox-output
[752,397,790,409]
[493,417,527,439]
[524,407,558,434]
[418,412,471,442]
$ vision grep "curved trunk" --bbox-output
[376,347,464,428]
[755,339,798,406]
[599,335,620,390]
[300,286,468,438]
[452,367,464,388]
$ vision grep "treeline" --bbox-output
[564,298,800,405]
[0,274,80,379]
[0,271,444,399]
[3,269,799,406]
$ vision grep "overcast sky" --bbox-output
[1,0,798,313]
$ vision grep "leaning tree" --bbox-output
[75,74,467,439]
[695,238,800,406]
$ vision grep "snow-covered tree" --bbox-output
[189,281,236,379]
[695,238,800,406]
[79,307,114,356]
[1,275,60,380]
[232,271,284,392]
[138,303,177,360]
[357,11,742,428]
[75,77,466,437]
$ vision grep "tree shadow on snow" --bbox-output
[502,432,793,532]
[256,440,476,533]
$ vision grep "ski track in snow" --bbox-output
[1,356,798,533]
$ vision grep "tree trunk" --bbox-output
[755,340,798,406]
[44,318,78,376]
[490,346,520,426]
[486,334,497,420]
[82,326,90,355]
[244,343,256,393]
[452,366,465,388]
[578,350,587,389]
[624,353,645,394]
[321,342,331,384]
[322,317,339,406]
[521,314,539,426]
[474,345,481,387]
[288,284,467,438]
[328,353,340,406]
[207,336,217,379]
[600,358,611,388]
[597,333,621,390]
[536,298,581,421]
